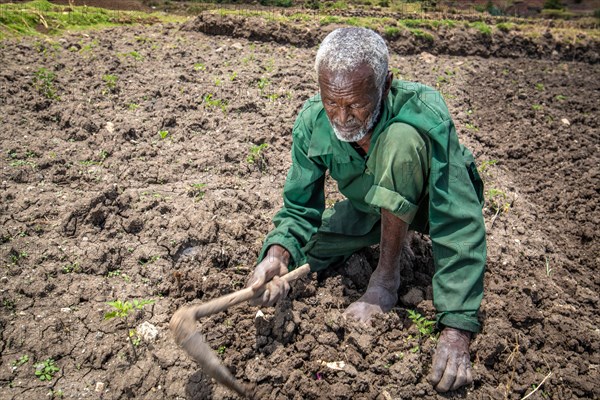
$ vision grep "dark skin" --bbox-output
[247,63,474,393]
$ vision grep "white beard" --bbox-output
[332,94,382,143]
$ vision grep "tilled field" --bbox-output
[0,16,598,400]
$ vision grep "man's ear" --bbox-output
[383,70,393,98]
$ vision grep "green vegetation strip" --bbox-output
[0,0,185,40]
[211,9,597,40]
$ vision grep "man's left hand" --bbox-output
[429,327,473,392]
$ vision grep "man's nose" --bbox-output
[337,107,349,125]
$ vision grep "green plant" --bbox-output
[102,74,118,94]
[62,262,80,274]
[193,62,206,71]
[217,345,227,355]
[532,104,543,111]
[190,183,206,201]
[158,130,169,140]
[33,67,59,100]
[128,103,140,111]
[247,143,269,170]
[124,50,142,60]
[478,159,498,175]
[555,95,566,101]
[407,309,436,339]
[257,77,270,91]
[34,359,60,381]
[12,354,29,368]
[203,94,228,113]
[486,188,511,217]
[129,329,141,346]
[464,123,479,131]
[104,299,155,361]
[535,83,545,91]
[545,256,552,277]
[214,77,222,87]
[229,71,238,81]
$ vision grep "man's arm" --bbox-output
[343,208,408,321]
[247,105,326,304]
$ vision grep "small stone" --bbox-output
[561,118,570,126]
[420,52,436,64]
[137,321,159,343]
[60,307,72,313]
[215,47,224,53]
[105,122,114,134]
[231,42,243,50]
[255,310,265,319]
[95,382,105,392]
[516,226,525,235]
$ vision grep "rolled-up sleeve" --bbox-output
[365,122,429,224]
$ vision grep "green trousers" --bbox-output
[303,200,393,272]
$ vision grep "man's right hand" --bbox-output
[246,245,291,307]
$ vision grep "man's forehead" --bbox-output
[318,63,376,89]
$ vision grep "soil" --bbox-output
[0,9,599,400]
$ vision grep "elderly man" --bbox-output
[247,27,486,392]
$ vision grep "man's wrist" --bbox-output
[266,245,291,266]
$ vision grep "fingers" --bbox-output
[265,276,290,307]
[430,328,474,393]
[450,360,472,391]
[429,345,449,388]
[435,357,458,393]
[249,276,290,307]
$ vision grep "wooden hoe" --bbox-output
[169,264,311,398]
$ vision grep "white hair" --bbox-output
[315,27,389,91]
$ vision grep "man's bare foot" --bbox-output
[343,270,400,322]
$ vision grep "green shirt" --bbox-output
[260,80,486,333]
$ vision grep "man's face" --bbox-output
[318,63,382,142]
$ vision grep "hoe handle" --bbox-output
[192,263,311,320]
[169,264,311,398]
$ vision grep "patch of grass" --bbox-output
[470,21,492,36]
[409,28,434,42]
[0,0,179,40]
[555,94,566,101]
[535,83,545,91]
[34,358,59,381]
[33,67,59,100]
[193,62,206,71]
[496,22,515,33]
[532,104,543,111]
[122,50,142,61]
[384,25,401,38]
